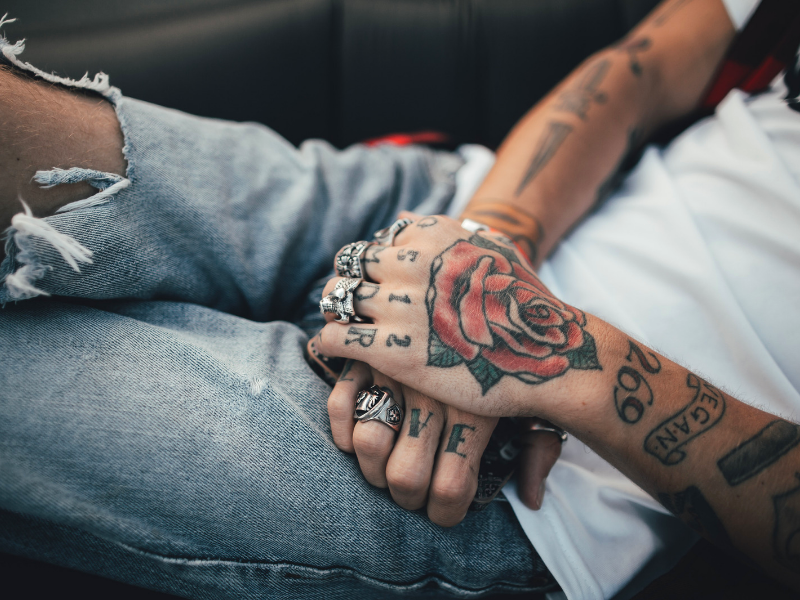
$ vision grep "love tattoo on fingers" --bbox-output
[425,234,601,394]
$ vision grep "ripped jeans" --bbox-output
[0,26,556,600]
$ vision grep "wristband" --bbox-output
[460,218,533,262]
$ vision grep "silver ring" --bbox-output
[528,421,568,443]
[373,217,414,246]
[335,240,372,279]
[319,277,364,323]
[354,385,403,432]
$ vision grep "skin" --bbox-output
[327,0,738,525]
[0,65,126,252]
[318,215,800,592]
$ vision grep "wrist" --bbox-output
[459,200,545,266]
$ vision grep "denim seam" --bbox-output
[98,541,558,596]
[4,526,556,596]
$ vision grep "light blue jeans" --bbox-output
[0,63,556,597]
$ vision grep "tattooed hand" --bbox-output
[318,213,602,423]
[326,357,499,526]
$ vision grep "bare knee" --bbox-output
[0,65,126,233]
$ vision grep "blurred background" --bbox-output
[2,0,658,148]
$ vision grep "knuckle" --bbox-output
[327,395,354,423]
[429,478,474,509]
[429,508,467,528]
[352,427,391,459]
[386,465,430,498]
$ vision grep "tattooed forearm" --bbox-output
[460,201,545,264]
[386,334,411,348]
[445,424,475,458]
[515,122,573,197]
[388,293,411,304]
[345,327,377,347]
[408,409,434,438]
[645,374,726,465]
[773,473,800,573]
[397,249,419,262]
[614,339,661,424]
[416,216,438,228]
[653,0,694,27]
[554,58,610,119]
[355,282,379,301]
[659,485,738,552]
[616,37,651,76]
[595,127,643,207]
[717,420,800,486]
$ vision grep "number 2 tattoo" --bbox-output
[613,340,661,424]
[386,334,411,347]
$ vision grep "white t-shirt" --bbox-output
[450,1,800,598]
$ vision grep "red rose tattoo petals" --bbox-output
[425,235,601,393]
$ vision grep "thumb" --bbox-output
[516,419,563,510]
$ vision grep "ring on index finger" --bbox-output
[335,240,373,280]
[373,217,414,246]
[319,277,365,323]
[527,420,568,443]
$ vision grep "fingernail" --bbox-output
[532,481,546,510]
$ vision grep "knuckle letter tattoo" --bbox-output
[425,235,600,395]
[364,245,386,264]
[408,409,434,438]
[445,424,475,458]
[355,283,379,301]
[346,327,377,347]
[644,374,725,465]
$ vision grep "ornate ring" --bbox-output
[335,240,373,280]
[354,385,403,432]
[319,277,364,323]
[373,217,414,246]
[527,420,568,443]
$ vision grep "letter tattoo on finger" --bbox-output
[338,358,356,381]
[346,327,377,347]
[408,409,434,438]
[446,424,475,458]
[364,245,387,264]
[355,282,379,301]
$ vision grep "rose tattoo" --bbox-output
[426,235,600,393]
